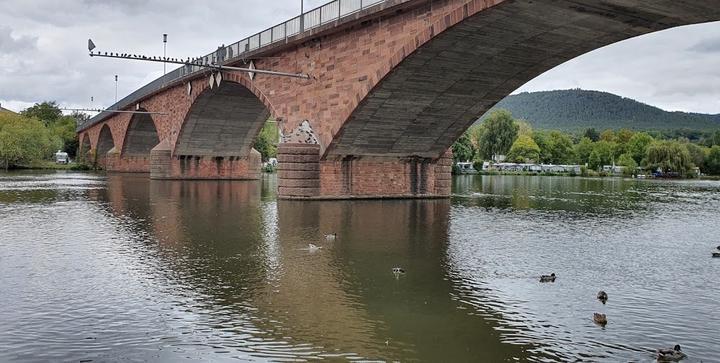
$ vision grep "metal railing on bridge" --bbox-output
[79,0,387,131]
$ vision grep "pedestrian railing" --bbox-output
[79,0,388,131]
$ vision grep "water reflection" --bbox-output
[82,174,528,361]
[2,172,718,362]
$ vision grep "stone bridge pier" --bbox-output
[277,144,451,199]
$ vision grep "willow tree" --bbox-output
[475,109,519,161]
[644,141,693,176]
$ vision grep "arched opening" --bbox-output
[174,81,270,158]
[122,110,159,156]
[97,124,115,158]
[79,133,91,162]
[324,1,720,159]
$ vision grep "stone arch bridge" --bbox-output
[77,0,720,199]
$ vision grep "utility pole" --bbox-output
[114,75,118,103]
[300,0,304,32]
[163,33,168,75]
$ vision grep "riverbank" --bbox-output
[457,170,720,180]
[6,161,92,171]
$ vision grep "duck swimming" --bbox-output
[392,267,406,275]
[325,233,337,241]
[597,291,608,304]
[539,273,556,282]
[307,243,322,252]
[593,313,607,326]
[656,344,686,361]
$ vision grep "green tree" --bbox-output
[50,116,79,157]
[507,135,540,163]
[475,109,519,161]
[588,141,615,170]
[617,153,637,176]
[0,112,59,169]
[627,132,654,164]
[574,137,594,165]
[452,131,475,162]
[583,128,600,142]
[546,131,575,164]
[253,120,278,162]
[684,143,707,172]
[599,129,616,143]
[645,141,693,176]
[705,146,720,175]
[21,101,62,126]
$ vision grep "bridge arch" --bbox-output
[174,80,271,158]
[122,110,160,157]
[324,0,720,159]
[79,133,91,161]
[97,124,115,157]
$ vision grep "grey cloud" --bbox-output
[687,37,720,53]
[0,26,38,53]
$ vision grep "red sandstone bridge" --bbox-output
[77,0,720,199]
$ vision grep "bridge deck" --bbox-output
[77,0,417,132]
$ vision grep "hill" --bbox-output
[480,89,720,131]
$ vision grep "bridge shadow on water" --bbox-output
[91,173,538,361]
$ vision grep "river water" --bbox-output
[0,172,718,362]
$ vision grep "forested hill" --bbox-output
[481,89,720,131]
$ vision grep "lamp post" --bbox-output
[163,33,168,75]
[300,0,304,32]
[114,75,118,103]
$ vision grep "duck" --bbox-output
[593,313,607,326]
[325,233,337,241]
[656,344,686,361]
[597,291,608,304]
[713,251,720,258]
[539,273,556,283]
[307,243,322,252]
[392,267,406,275]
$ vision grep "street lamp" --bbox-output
[300,1,304,32]
[163,34,168,75]
[114,75,118,103]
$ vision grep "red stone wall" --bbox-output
[279,143,452,199]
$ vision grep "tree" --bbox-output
[253,120,278,162]
[507,135,540,163]
[616,128,635,144]
[627,132,654,164]
[583,128,600,142]
[705,146,720,175]
[599,129,616,143]
[452,131,475,162]
[0,112,60,169]
[574,137,594,165]
[50,116,79,157]
[684,143,707,172]
[475,109,519,160]
[21,101,62,125]
[617,153,637,176]
[645,141,693,176]
[546,131,575,164]
[588,141,615,170]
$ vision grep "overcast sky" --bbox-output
[1,1,719,114]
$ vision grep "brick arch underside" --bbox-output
[325,0,720,159]
[123,111,159,156]
[174,81,270,157]
[97,125,115,156]
[80,133,91,152]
